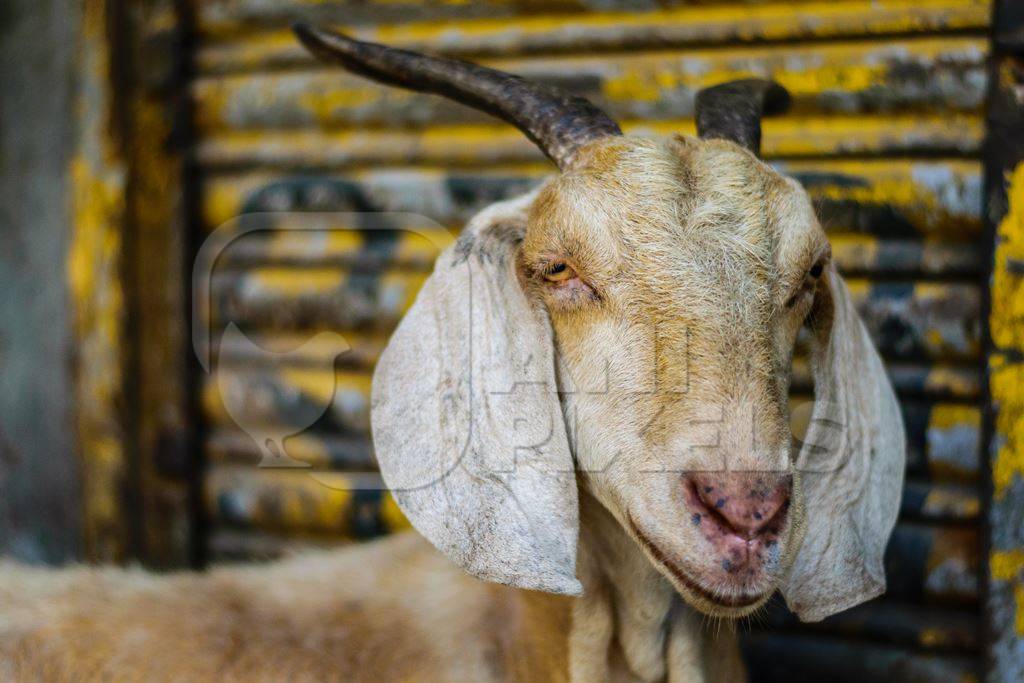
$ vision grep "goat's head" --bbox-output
[296,25,905,622]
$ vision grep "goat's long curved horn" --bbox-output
[695,79,791,156]
[293,23,622,169]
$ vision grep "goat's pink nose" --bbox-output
[685,473,791,537]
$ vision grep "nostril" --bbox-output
[685,473,791,538]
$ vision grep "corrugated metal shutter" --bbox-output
[189,1,990,679]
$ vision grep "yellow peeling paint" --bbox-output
[370,0,988,45]
[991,169,1024,501]
[252,267,346,295]
[930,404,982,431]
[992,549,1024,582]
[992,162,1024,351]
[69,0,129,562]
[995,549,1024,635]
[381,493,411,532]
[991,360,1024,500]
[297,86,385,121]
[923,486,980,519]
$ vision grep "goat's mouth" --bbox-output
[628,517,774,614]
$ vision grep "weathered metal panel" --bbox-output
[985,1,1024,675]
[195,0,991,74]
[192,37,988,131]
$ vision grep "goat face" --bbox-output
[298,25,906,623]
[517,135,827,614]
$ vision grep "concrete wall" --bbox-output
[0,0,82,563]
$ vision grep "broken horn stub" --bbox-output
[695,79,791,156]
[292,22,622,170]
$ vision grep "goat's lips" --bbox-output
[628,518,769,609]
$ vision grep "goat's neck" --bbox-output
[567,489,742,683]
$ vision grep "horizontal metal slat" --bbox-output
[204,366,374,435]
[885,522,979,604]
[790,358,980,400]
[742,632,980,682]
[758,596,980,651]
[208,267,426,332]
[195,114,984,169]
[848,280,981,361]
[206,465,411,538]
[195,0,990,74]
[216,329,389,368]
[901,402,980,481]
[208,428,377,470]
[193,0,848,38]
[900,480,980,522]
[192,37,987,132]
[208,225,455,271]
[194,0,592,37]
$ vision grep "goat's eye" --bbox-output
[808,261,824,279]
[543,262,575,282]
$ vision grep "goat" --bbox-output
[0,24,906,682]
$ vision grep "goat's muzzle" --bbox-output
[682,472,791,575]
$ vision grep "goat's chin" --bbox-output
[628,516,779,618]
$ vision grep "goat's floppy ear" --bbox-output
[781,264,906,622]
[371,193,581,595]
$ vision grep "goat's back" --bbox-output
[0,531,567,682]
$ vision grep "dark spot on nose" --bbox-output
[715,498,726,509]
[691,513,702,526]
[722,559,733,571]
[754,511,763,520]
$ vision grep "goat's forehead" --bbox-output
[533,142,812,272]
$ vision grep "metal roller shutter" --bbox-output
[189,1,991,679]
